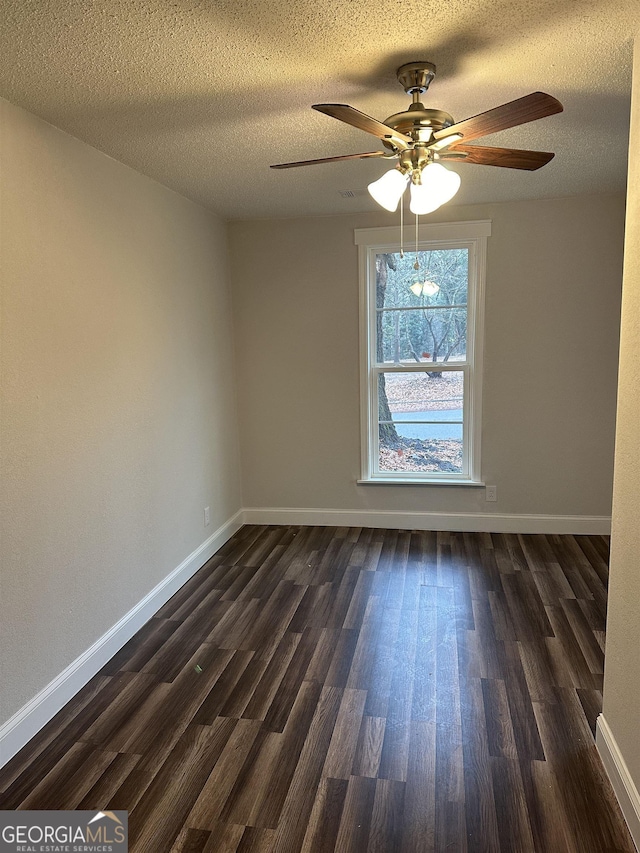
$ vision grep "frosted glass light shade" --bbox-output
[368,169,409,212]
[409,163,461,215]
[409,280,440,297]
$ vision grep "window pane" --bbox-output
[377,307,467,364]
[375,249,468,310]
[378,371,463,473]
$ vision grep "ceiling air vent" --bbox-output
[339,189,368,198]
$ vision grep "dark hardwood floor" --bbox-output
[0,526,635,852]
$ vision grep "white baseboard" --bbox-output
[596,714,640,849]
[242,507,611,535]
[0,510,243,770]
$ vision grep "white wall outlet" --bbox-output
[485,485,497,502]
[204,506,210,527]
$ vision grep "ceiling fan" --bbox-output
[271,62,563,214]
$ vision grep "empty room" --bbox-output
[2,1,640,851]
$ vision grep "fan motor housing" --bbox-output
[382,106,455,149]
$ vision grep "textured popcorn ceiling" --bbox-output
[1,0,639,219]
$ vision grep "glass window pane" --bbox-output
[375,248,468,310]
[377,307,467,364]
[378,371,464,474]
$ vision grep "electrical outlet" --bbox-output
[204,506,210,527]
[485,485,497,502]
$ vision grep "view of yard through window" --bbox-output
[377,248,468,473]
[379,371,464,472]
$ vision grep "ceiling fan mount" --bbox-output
[395,61,437,96]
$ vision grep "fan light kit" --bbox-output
[272,61,563,217]
[409,279,440,297]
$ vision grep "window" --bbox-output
[356,221,490,484]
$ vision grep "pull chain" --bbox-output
[400,195,404,258]
[413,212,420,273]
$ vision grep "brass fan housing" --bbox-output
[382,106,455,150]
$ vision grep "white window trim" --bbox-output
[355,220,491,485]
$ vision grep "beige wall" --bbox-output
[0,99,242,724]
[229,194,625,517]
[602,37,640,789]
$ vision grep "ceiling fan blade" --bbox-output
[433,92,563,144]
[440,144,555,170]
[313,104,413,150]
[271,151,388,169]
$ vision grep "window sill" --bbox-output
[357,478,485,487]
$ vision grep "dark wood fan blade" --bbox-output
[433,92,563,143]
[313,104,413,149]
[271,151,388,169]
[440,144,555,170]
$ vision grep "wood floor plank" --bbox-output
[78,752,141,810]
[193,650,256,725]
[288,584,333,632]
[322,688,367,780]
[262,628,323,732]
[520,758,578,853]
[490,756,536,852]
[400,720,436,853]
[142,591,230,681]
[269,684,343,853]
[185,718,264,829]
[561,598,605,674]
[198,822,245,853]
[378,606,418,782]
[333,775,377,853]
[101,617,178,672]
[351,715,386,778]
[50,748,119,810]
[2,526,634,853]
[366,777,406,853]
[322,628,359,689]
[500,640,546,762]
[80,671,159,747]
[481,678,519,760]
[459,674,502,852]
[545,605,603,691]
[409,586,437,723]
[362,604,403,718]
[105,766,155,814]
[242,631,302,721]
[128,719,237,852]
[300,777,349,853]
[118,645,237,773]
[251,681,325,830]
[18,741,97,809]
[221,680,323,828]
[170,827,213,853]
[345,594,385,691]
[236,826,276,853]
